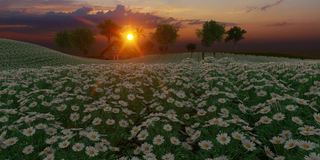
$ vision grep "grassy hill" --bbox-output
[0,39,107,70]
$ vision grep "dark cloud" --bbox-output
[0,0,82,12]
[266,22,294,27]
[0,4,224,35]
[247,0,285,13]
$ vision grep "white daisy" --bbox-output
[198,140,213,150]
[216,133,231,145]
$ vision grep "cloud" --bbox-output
[0,4,226,35]
[0,0,83,13]
[247,0,285,13]
[266,22,294,27]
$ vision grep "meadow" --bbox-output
[1,39,320,160]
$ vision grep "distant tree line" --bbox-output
[55,19,246,60]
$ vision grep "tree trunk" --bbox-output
[202,51,204,60]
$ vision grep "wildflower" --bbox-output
[270,136,285,144]
[58,140,70,149]
[170,137,181,145]
[72,143,85,152]
[69,113,80,122]
[231,132,244,140]
[163,124,172,131]
[162,153,175,160]
[140,143,153,154]
[22,145,34,154]
[298,141,318,151]
[198,140,213,150]
[87,131,100,141]
[153,135,165,145]
[85,146,99,157]
[22,127,36,137]
[241,139,256,151]
[313,113,320,123]
[284,139,297,149]
[137,130,149,141]
[273,113,285,121]
[216,133,231,145]
[106,119,115,125]
[304,152,320,160]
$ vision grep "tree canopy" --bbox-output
[197,20,225,48]
[225,26,247,44]
[55,30,72,49]
[153,24,179,52]
[97,20,121,43]
[55,28,95,55]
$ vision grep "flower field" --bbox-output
[1,57,320,160]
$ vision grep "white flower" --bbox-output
[69,113,80,122]
[140,143,153,154]
[22,145,34,154]
[92,117,102,125]
[85,146,99,157]
[313,113,320,123]
[273,113,285,121]
[284,139,297,149]
[153,135,164,145]
[286,105,298,111]
[231,132,244,141]
[119,120,129,128]
[274,156,285,160]
[106,119,115,125]
[72,143,85,152]
[87,131,100,141]
[58,140,70,149]
[22,127,36,137]
[3,137,18,147]
[241,139,256,151]
[71,105,80,111]
[292,117,304,125]
[162,153,175,160]
[298,141,318,151]
[216,133,231,145]
[270,136,285,144]
[163,124,172,131]
[137,130,149,141]
[198,140,213,150]
[0,116,8,123]
[213,155,229,160]
[304,152,320,160]
[170,137,180,145]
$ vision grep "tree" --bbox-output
[70,28,95,55]
[186,43,197,58]
[98,20,121,57]
[153,24,179,53]
[55,30,72,49]
[225,26,247,45]
[197,20,225,59]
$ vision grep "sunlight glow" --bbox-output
[127,33,134,41]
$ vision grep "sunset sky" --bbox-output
[0,0,319,54]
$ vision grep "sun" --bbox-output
[127,33,134,41]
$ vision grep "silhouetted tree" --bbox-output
[98,20,121,57]
[225,26,247,46]
[153,24,179,53]
[55,30,72,49]
[197,20,225,59]
[186,43,197,58]
[70,28,95,55]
